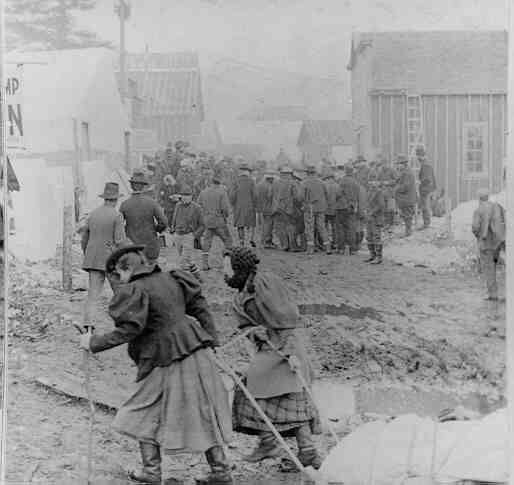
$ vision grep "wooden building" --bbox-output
[297,120,354,166]
[123,52,204,147]
[348,31,507,206]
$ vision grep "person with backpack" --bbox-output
[472,188,505,301]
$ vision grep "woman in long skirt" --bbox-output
[79,244,233,485]
[223,247,322,471]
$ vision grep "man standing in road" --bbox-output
[323,172,338,251]
[394,155,417,237]
[299,165,331,255]
[81,182,127,324]
[158,174,180,230]
[198,174,233,271]
[120,171,168,264]
[472,189,505,301]
[272,167,298,252]
[229,162,257,247]
[417,147,437,229]
[256,170,277,249]
[335,164,361,255]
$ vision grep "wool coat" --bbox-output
[419,162,437,196]
[299,177,328,213]
[229,174,257,227]
[119,193,168,261]
[395,169,417,208]
[89,266,217,382]
[81,205,126,272]
[198,185,231,229]
[255,180,275,215]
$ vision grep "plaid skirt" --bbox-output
[232,385,322,437]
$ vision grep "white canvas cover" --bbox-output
[319,411,507,485]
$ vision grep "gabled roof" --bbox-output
[123,51,204,119]
[297,120,354,147]
[348,30,507,94]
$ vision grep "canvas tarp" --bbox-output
[319,410,508,484]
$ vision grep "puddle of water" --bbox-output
[356,386,504,417]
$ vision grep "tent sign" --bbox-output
[5,66,24,149]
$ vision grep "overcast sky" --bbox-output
[80,0,508,79]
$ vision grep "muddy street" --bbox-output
[3,244,505,483]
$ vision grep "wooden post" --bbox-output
[62,203,73,292]
[489,94,493,193]
[507,4,514,485]
[389,95,394,162]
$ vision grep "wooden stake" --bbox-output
[62,204,73,292]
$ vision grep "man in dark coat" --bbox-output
[364,173,385,264]
[417,147,437,229]
[335,165,361,255]
[272,167,298,251]
[229,163,257,247]
[256,171,276,249]
[79,245,233,484]
[377,160,398,233]
[198,175,233,271]
[394,155,417,237]
[323,173,338,250]
[157,174,180,228]
[120,171,168,264]
[298,165,330,255]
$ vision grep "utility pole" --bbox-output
[115,0,130,102]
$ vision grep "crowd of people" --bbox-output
[127,141,440,273]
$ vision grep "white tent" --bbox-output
[6,48,131,261]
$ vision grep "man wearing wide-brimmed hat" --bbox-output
[255,170,277,249]
[394,154,417,237]
[81,182,128,324]
[272,167,298,251]
[79,244,233,484]
[298,165,331,255]
[416,146,437,229]
[170,185,204,280]
[120,170,168,264]
[228,162,257,247]
[323,172,338,250]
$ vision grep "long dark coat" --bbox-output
[395,169,417,208]
[229,174,257,228]
[120,194,168,261]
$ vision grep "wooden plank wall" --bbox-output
[370,93,505,208]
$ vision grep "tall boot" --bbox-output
[324,242,332,255]
[371,244,383,264]
[244,432,282,463]
[280,425,321,473]
[201,251,210,271]
[195,445,233,484]
[405,218,412,237]
[128,441,162,484]
[306,243,315,255]
[364,244,376,263]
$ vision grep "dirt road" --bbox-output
[3,243,505,483]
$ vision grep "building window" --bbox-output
[81,122,91,161]
[463,122,488,178]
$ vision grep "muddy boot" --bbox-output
[195,446,233,484]
[405,219,413,237]
[244,432,282,463]
[306,244,315,255]
[280,425,322,473]
[128,442,162,484]
[201,252,210,271]
[324,242,332,255]
[364,244,376,263]
[371,244,382,264]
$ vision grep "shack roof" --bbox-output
[348,30,507,94]
[297,120,354,147]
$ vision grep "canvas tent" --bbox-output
[6,48,131,262]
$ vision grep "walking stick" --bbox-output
[208,351,320,483]
[74,323,95,484]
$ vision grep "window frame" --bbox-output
[462,121,488,180]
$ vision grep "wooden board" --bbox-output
[35,372,125,411]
